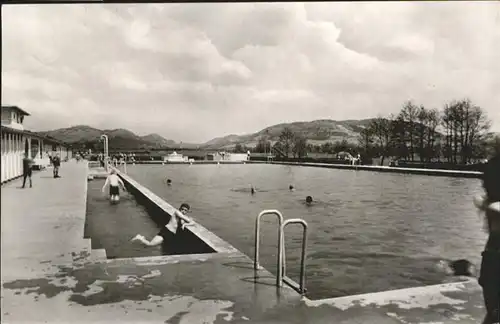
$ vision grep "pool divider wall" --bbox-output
[250,161,483,178]
[81,162,93,254]
[112,167,240,255]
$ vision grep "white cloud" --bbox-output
[2,2,499,143]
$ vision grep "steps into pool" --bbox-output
[89,248,108,263]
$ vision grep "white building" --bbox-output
[225,153,249,162]
[163,151,188,162]
[1,106,72,183]
[207,151,249,162]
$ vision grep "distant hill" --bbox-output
[37,125,103,143]
[200,119,375,149]
[37,125,176,150]
[140,133,176,147]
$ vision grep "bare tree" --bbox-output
[399,101,420,161]
[389,115,408,160]
[255,138,271,153]
[442,99,491,164]
[272,141,286,158]
[462,101,491,163]
[292,134,308,158]
[278,127,295,158]
[425,108,440,161]
[358,127,374,157]
[415,105,427,161]
[441,104,455,163]
[368,116,393,165]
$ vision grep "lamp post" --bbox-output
[100,134,109,171]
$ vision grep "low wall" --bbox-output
[396,161,487,172]
[250,156,352,165]
[113,168,239,255]
[260,161,483,179]
[121,160,247,165]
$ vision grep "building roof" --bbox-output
[1,125,69,146]
[1,105,31,116]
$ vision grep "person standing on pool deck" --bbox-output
[101,169,126,202]
[131,203,194,247]
[473,153,500,324]
[21,153,34,188]
[52,154,61,178]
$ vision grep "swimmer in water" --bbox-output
[289,185,295,191]
[166,178,172,186]
[306,196,313,205]
[251,185,256,195]
[101,169,126,203]
[131,203,194,247]
[437,259,476,277]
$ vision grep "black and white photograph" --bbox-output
[1,2,500,323]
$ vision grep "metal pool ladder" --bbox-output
[254,210,308,295]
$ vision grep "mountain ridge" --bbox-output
[37,118,377,150]
[200,118,376,149]
[36,125,176,149]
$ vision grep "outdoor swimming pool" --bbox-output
[123,163,486,299]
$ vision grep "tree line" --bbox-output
[236,98,498,164]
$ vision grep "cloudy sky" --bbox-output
[2,2,499,143]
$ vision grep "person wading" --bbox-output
[101,169,126,203]
[474,153,500,324]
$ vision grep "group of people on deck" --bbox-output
[21,152,62,189]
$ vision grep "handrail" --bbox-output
[254,210,285,287]
[279,218,308,294]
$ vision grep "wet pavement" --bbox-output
[1,160,487,323]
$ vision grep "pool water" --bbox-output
[84,179,164,259]
[123,164,487,299]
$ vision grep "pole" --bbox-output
[101,134,109,172]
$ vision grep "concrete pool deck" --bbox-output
[1,160,487,323]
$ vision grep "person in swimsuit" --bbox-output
[101,169,126,202]
[473,153,500,324]
[131,203,194,247]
